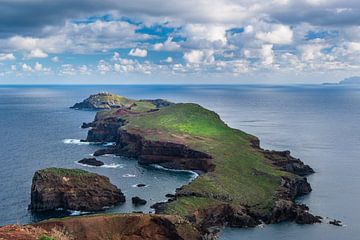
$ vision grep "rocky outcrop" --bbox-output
[0,214,202,240]
[78,157,104,166]
[29,168,125,212]
[71,92,128,110]
[263,150,315,176]
[132,196,147,206]
[140,99,174,108]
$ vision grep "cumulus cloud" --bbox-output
[27,49,48,58]
[261,44,274,65]
[0,53,16,61]
[256,24,293,44]
[183,50,214,64]
[128,48,148,57]
[153,37,181,51]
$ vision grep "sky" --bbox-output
[0,0,360,84]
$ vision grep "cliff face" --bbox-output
[0,214,201,240]
[29,168,125,212]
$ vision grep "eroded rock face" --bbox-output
[263,150,315,176]
[29,168,125,212]
[35,214,202,240]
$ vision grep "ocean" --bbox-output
[0,85,359,239]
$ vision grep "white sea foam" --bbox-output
[69,210,90,216]
[75,161,124,169]
[103,142,116,147]
[122,174,136,178]
[63,139,90,145]
[101,163,124,169]
[132,184,148,188]
[151,164,199,180]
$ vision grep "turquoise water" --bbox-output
[0,85,359,239]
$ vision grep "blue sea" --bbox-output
[0,85,359,240]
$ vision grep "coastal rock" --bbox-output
[263,150,315,176]
[81,122,95,128]
[136,183,147,187]
[132,196,147,206]
[29,168,125,212]
[78,157,104,166]
[0,214,202,240]
[71,92,130,110]
[329,219,342,226]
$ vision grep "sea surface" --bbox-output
[0,84,359,239]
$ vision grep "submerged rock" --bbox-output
[136,183,147,187]
[78,157,104,167]
[29,168,125,212]
[329,219,343,226]
[132,196,147,206]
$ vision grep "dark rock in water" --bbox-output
[29,168,125,212]
[93,148,115,156]
[329,219,342,226]
[78,158,104,167]
[132,196,147,206]
[263,150,315,176]
[136,184,146,187]
[81,122,94,129]
[165,193,175,198]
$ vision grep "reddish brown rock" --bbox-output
[29,168,125,212]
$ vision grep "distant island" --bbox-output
[0,93,331,240]
[323,76,360,85]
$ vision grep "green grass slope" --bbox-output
[121,103,288,216]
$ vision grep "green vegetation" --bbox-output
[121,103,288,216]
[39,168,94,177]
[39,235,55,240]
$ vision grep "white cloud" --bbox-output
[128,48,148,57]
[183,50,214,64]
[51,56,59,62]
[27,49,48,58]
[21,63,33,72]
[164,57,173,63]
[256,24,293,44]
[97,60,111,74]
[153,37,181,51]
[0,53,16,61]
[59,64,76,75]
[261,44,274,65]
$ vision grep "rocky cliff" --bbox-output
[29,168,125,212]
[0,214,201,240]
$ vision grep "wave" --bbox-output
[75,161,125,169]
[132,184,148,188]
[101,163,125,169]
[122,174,136,178]
[103,142,116,147]
[63,139,91,145]
[150,164,199,181]
[69,210,90,216]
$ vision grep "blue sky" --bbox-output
[0,0,360,84]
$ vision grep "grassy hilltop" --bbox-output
[119,103,288,216]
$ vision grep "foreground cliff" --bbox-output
[0,214,201,240]
[29,168,125,212]
[78,94,320,236]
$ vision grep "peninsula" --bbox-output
[0,93,321,240]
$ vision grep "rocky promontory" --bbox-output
[76,93,321,236]
[0,214,201,240]
[29,168,125,212]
